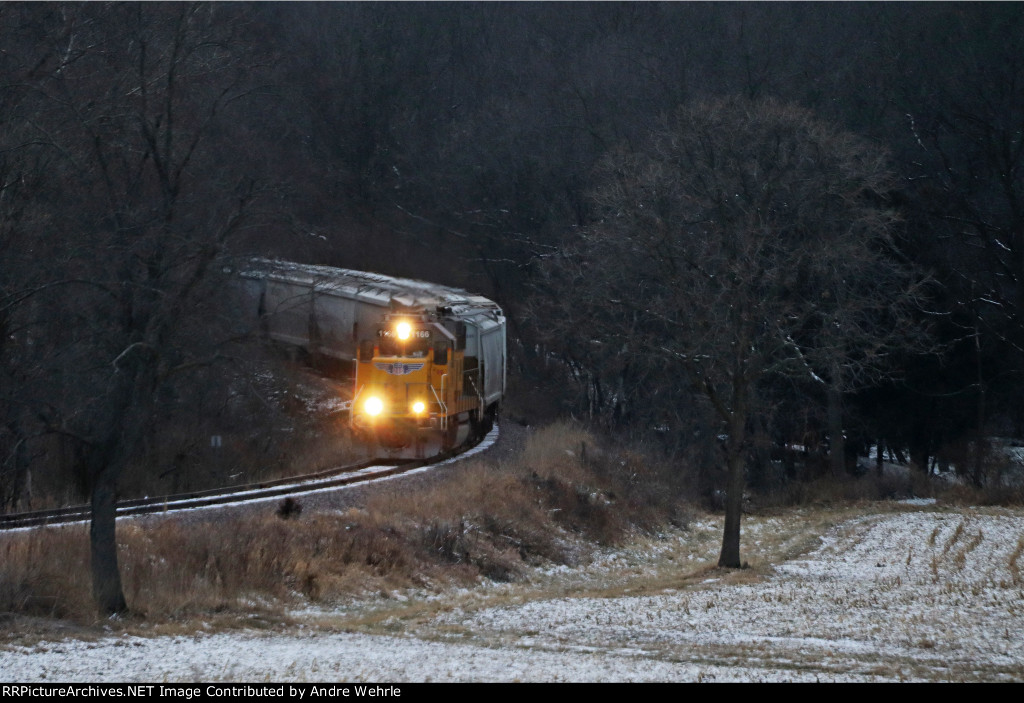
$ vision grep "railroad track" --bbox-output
[0,426,498,530]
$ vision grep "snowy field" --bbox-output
[2,506,1023,682]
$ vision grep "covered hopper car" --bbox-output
[240,259,505,454]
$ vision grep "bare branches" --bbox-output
[0,2,275,614]
[537,95,931,567]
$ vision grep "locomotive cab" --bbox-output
[351,311,476,454]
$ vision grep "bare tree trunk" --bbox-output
[719,381,748,568]
[85,364,155,617]
[972,325,986,487]
[828,360,845,476]
[910,440,930,475]
[3,424,30,511]
[90,459,126,615]
[718,444,746,568]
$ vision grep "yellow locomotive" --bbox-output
[241,259,505,455]
[352,301,504,453]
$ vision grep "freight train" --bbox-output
[239,259,505,454]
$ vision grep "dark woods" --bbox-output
[2,2,1022,606]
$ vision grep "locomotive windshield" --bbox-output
[377,325,431,357]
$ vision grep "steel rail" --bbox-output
[0,432,490,530]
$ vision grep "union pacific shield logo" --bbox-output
[374,362,425,375]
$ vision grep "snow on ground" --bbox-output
[2,508,1023,682]
[431,510,1024,681]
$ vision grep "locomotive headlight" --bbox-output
[364,396,384,416]
[396,321,411,341]
[412,400,426,415]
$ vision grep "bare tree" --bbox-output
[0,3,272,614]
[538,96,928,568]
[894,6,1024,457]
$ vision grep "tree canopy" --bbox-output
[537,96,929,566]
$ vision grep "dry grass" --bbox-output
[0,526,93,622]
[12,419,1015,632]
[1009,536,1024,586]
[0,421,690,626]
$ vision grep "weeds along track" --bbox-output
[0,427,498,530]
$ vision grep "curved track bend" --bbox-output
[0,426,499,531]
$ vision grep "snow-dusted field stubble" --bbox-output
[2,506,1023,682]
